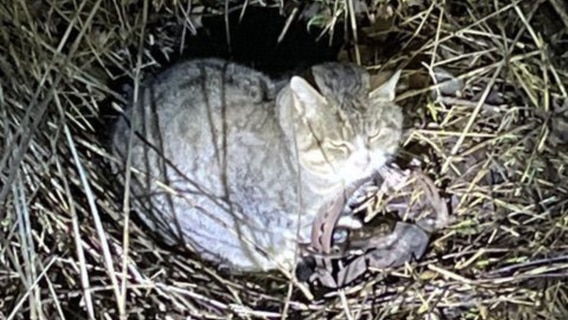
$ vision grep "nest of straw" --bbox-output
[2,0,568,319]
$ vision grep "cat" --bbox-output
[111,58,403,272]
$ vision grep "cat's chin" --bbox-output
[336,167,375,186]
[338,155,389,183]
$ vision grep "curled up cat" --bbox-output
[111,58,403,273]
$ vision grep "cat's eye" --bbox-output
[367,128,382,142]
[325,140,351,155]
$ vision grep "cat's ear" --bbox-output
[289,76,327,117]
[369,70,401,102]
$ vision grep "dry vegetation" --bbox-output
[1,0,568,319]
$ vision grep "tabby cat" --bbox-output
[111,58,402,272]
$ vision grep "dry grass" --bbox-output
[1,0,568,319]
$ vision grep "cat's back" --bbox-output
[111,59,300,271]
[151,58,275,107]
[113,58,279,157]
[126,59,268,125]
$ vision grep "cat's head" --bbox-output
[277,62,403,184]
